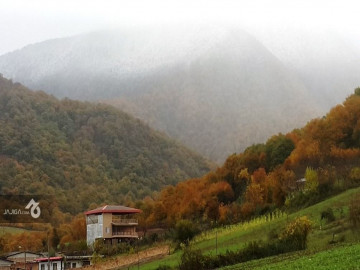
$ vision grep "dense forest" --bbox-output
[0,76,212,215]
[1,75,360,254]
[136,88,360,229]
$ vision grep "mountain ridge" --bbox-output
[1,25,358,162]
[0,75,213,213]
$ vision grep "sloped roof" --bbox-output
[84,205,141,215]
[0,259,14,266]
[4,251,42,258]
[35,257,63,262]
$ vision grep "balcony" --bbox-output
[112,231,138,238]
[112,216,138,225]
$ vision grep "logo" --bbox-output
[0,195,51,223]
[25,199,41,219]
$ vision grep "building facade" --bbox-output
[64,256,91,268]
[35,257,63,270]
[85,205,141,246]
[4,252,41,270]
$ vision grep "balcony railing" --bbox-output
[112,217,138,225]
[112,231,138,237]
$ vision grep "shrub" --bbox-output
[280,216,312,250]
[93,240,131,256]
[321,208,336,223]
[175,220,198,245]
[178,248,207,270]
[91,252,102,264]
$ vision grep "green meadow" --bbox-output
[128,187,360,270]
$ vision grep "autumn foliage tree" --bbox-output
[58,215,86,245]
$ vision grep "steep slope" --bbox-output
[0,25,322,162]
[250,27,360,110]
[135,88,360,229]
[106,29,321,162]
[0,75,212,214]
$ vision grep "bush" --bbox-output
[61,240,90,255]
[178,248,207,270]
[280,216,312,250]
[91,252,102,264]
[321,208,336,223]
[175,220,198,245]
[93,240,131,256]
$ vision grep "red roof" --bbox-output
[35,257,63,262]
[84,205,141,215]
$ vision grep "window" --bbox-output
[41,265,45,270]
[72,263,77,268]
[53,263,57,270]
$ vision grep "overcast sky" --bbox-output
[0,0,360,55]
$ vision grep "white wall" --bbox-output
[86,214,103,245]
[39,261,64,270]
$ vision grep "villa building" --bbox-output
[85,205,141,246]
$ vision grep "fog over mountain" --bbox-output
[0,24,359,162]
[250,26,360,109]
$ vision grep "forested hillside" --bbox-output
[138,88,360,228]
[0,76,212,214]
[0,26,328,162]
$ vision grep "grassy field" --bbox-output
[0,226,28,236]
[119,187,360,270]
[221,243,360,270]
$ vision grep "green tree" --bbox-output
[265,134,295,171]
[175,220,198,245]
[304,167,319,193]
[354,87,360,96]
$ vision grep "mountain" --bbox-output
[1,25,356,162]
[249,26,360,110]
[0,75,212,214]
[139,87,360,228]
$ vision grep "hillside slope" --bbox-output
[134,88,360,232]
[138,186,360,269]
[250,27,360,110]
[0,76,212,214]
[0,25,324,162]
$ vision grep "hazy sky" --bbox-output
[0,0,360,55]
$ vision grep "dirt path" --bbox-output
[81,245,170,270]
